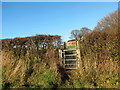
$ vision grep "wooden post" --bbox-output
[59,49,63,65]
[64,42,66,50]
[58,49,62,59]
[77,40,82,70]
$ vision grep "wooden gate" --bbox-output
[63,50,80,69]
[59,40,81,69]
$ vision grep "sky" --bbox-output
[2,2,118,41]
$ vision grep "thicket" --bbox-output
[59,29,119,88]
[58,29,119,88]
[78,30,119,88]
[63,10,119,88]
[2,35,64,88]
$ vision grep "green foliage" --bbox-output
[27,65,57,88]
[66,46,76,50]
[33,56,42,64]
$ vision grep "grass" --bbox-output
[2,64,119,88]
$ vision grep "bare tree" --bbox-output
[70,27,92,41]
[94,10,119,32]
[78,27,92,41]
[80,27,92,34]
[69,30,80,40]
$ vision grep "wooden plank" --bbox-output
[65,59,77,61]
[63,49,76,51]
[65,54,77,56]
[65,64,77,65]
[65,68,77,69]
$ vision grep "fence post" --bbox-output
[58,49,62,59]
[77,40,82,70]
[64,42,66,50]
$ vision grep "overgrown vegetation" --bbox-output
[65,9,119,88]
[2,35,63,88]
[2,10,120,88]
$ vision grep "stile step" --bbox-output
[63,49,76,51]
[65,54,77,56]
[65,64,77,65]
[65,59,77,61]
[65,68,78,69]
